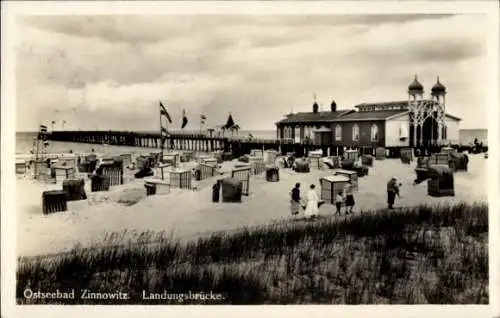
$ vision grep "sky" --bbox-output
[15,14,490,132]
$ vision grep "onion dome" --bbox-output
[312,101,319,113]
[408,75,424,93]
[431,76,446,95]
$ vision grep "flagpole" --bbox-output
[159,101,164,161]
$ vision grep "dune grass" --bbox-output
[17,201,488,305]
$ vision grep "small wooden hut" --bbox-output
[320,175,350,204]
[427,165,455,197]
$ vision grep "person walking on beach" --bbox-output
[335,191,344,216]
[304,184,320,219]
[344,183,355,214]
[290,183,302,217]
[387,177,400,209]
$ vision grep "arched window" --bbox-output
[335,124,342,141]
[371,124,379,142]
[352,124,360,142]
[442,126,447,140]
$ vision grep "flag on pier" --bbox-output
[181,110,188,129]
[159,101,173,124]
[38,125,48,141]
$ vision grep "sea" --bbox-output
[15,129,486,156]
[15,130,278,155]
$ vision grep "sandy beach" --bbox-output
[16,152,487,257]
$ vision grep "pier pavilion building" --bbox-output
[275,76,461,153]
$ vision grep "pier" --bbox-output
[48,130,325,158]
[47,131,478,159]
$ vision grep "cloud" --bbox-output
[15,14,489,131]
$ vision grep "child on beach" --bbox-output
[335,191,344,215]
[344,183,355,215]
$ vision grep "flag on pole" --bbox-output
[200,114,206,125]
[160,101,173,124]
[161,126,169,138]
[39,125,48,141]
[181,110,188,129]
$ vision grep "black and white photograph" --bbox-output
[1,1,499,316]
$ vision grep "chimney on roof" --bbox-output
[331,100,337,112]
[312,102,319,114]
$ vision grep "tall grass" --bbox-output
[17,201,488,304]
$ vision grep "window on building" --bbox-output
[283,126,291,139]
[371,124,379,142]
[352,124,360,142]
[442,126,447,140]
[335,124,342,141]
[305,126,312,139]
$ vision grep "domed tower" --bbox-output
[408,75,425,147]
[312,101,319,114]
[431,76,447,144]
[431,76,446,101]
[408,74,424,100]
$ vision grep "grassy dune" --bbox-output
[17,202,488,305]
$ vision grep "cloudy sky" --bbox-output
[15,14,489,131]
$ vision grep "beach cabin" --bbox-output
[231,166,252,195]
[202,157,218,166]
[344,150,359,161]
[156,162,171,180]
[144,178,171,195]
[119,153,133,169]
[441,147,455,155]
[248,156,265,175]
[427,165,454,197]
[199,163,217,180]
[250,149,264,158]
[62,179,87,201]
[16,160,27,174]
[163,153,180,167]
[169,169,192,189]
[400,148,414,161]
[52,165,76,182]
[335,169,358,191]
[320,175,350,204]
[322,156,341,169]
[429,153,449,166]
[99,163,124,187]
[264,150,279,165]
[265,165,279,182]
[42,190,68,215]
[309,151,324,170]
[375,147,386,160]
[360,154,373,167]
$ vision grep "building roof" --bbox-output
[354,100,410,110]
[332,109,407,122]
[275,110,354,125]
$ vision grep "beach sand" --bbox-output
[16,153,487,257]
